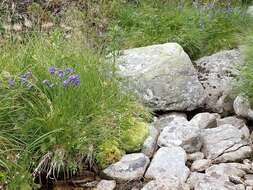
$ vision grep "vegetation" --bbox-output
[0,31,150,189]
[0,0,253,189]
[237,31,253,104]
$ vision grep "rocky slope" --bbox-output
[82,43,253,190]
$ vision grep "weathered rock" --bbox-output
[158,121,202,153]
[141,179,189,190]
[117,43,205,111]
[189,112,220,129]
[195,176,239,190]
[234,95,253,120]
[191,159,211,172]
[154,112,188,131]
[97,180,116,190]
[228,176,244,185]
[235,184,245,190]
[187,152,204,161]
[145,147,190,183]
[217,116,250,139]
[246,186,253,190]
[245,174,253,186]
[142,125,159,158]
[187,171,239,190]
[206,163,246,181]
[187,172,206,189]
[103,153,150,181]
[195,49,242,114]
[201,124,252,162]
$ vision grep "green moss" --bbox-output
[96,140,125,169]
[121,118,149,153]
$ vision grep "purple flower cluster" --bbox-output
[43,67,80,88]
[6,71,33,88]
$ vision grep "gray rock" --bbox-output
[217,116,250,139]
[103,153,150,181]
[97,180,116,190]
[201,124,252,162]
[141,179,189,190]
[187,171,239,190]
[142,125,159,158]
[195,49,242,114]
[117,43,205,111]
[245,174,253,186]
[246,187,253,190]
[154,112,188,131]
[191,159,211,172]
[189,112,220,129]
[187,172,206,189]
[195,176,239,190]
[158,121,202,153]
[206,163,246,181]
[234,95,253,120]
[145,147,190,183]
[187,152,205,161]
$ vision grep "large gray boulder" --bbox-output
[145,146,190,183]
[201,124,252,163]
[117,43,205,111]
[103,153,150,181]
[195,49,242,114]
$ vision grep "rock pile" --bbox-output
[96,43,253,190]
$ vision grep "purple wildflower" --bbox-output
[49,67,55,75]
[63,79,69,87]
[8,79,15,87]
[58,69,64,78]
[64,68,74,74]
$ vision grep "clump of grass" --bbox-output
[107,1,252,59]
[0,30,150,188]
[236,30,253,104]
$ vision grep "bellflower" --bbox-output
[58,69,64,78]
[49,67,55,75]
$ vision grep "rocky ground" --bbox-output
[55,42,253,190]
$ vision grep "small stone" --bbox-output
[245,174,253,186]
[246,186,253,190]
[206,163,246,181]
[154,113,188,130]
[191,159,211,172]
[97,180,116,190]
[142,125,159,158]
[201,124,252,163]
[141,179,190,190]
[187,152,204,161]
[145,146,190,183]
[189,112,220,129]
[229,176,244,185]
[234,95,253,120]
[235,184,245,190]
[103,153,150,181]
[158,121,202,153]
